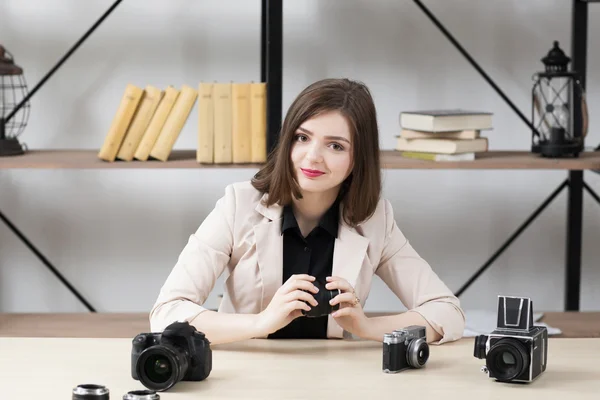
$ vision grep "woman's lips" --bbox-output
[301,168,325,178]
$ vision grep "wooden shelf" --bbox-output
[1,149,600,170]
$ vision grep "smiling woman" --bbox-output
[149,78,465,347]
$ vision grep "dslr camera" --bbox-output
[131,321,212,391]
[382,325,429,373]
[474,295,548,383]
[302,279,341,318]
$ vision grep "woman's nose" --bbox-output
[306,145,323,162]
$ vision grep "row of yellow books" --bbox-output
[97,81,267,163]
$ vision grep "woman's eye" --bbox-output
[330,143,344,151]
[295,134,308,142]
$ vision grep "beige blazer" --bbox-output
[149,181,465,343]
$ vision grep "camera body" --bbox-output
[131,321,212,391]
[382,325,429,373]
[474,296,548,383]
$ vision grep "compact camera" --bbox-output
[474,295,548,383]
[131,321,212,391]
[302,279,341,318]
[382,325,429,373]
[72,384,159,400]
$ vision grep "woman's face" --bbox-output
[290,110,353,196]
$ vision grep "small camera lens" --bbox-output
[137,345,188,391]
[302,280,340,318]
[72,384,109,400]
[123,389,160,400]
[407,338,429,368]
[486,338,530,382]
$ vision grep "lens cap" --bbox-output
[72,384,109,400]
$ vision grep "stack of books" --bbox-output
[97,81,267,164]
[395,109,493,161]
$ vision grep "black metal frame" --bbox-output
[1,1,596,312]
[414,0,599,311]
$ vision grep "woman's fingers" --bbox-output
[325,276,353,293]
[282,275,318,295]
[286,300,311,313]
[330,291,357,307]
[284,289,318,307]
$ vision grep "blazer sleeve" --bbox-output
[374,199,465,344]
[149,184,236,331]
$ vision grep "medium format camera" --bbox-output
[382,325,429,373]
[474,295,548,383]
[131,321,212,391]
[302,279,341,318]
[72,384,160,399]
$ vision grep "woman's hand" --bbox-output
[326,276,370,338]
[256,274,320,336]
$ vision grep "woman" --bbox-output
[149,78,465,345]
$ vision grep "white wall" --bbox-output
[1,0,598,315]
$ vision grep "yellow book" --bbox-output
[134,86,180,161]
[197,82,214,163]
[150,84,198,162]
[231,82,252,163]
[98,84,144,162]
[250,82,267,163]
[213,82,233,164]
[116,85,163,161]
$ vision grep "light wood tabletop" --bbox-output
[1,312,599,338]
[0,336,598,399]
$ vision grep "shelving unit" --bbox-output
[1,0,599,314]
[1,149,600,170]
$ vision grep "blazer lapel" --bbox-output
[254,195,284,311]
[328,222,370,338]
[332,223,369,289]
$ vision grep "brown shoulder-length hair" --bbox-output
[251,78,381,227]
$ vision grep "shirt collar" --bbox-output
[281,198,340,238]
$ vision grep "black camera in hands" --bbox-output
[131,321,212,391]
[382,325,429,373]
[474,295,548,383]
[301,279,340,318]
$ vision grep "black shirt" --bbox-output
[267,199,339,339]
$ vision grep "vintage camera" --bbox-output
[474,295,548,383]
[131,321,212,391]
[382,325,429,373]
[302,279,341,318]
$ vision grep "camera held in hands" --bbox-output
[131,321,212,391]
[474,295,548,383]
[382,325,429,373]
[301,279,341,318]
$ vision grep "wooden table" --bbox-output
[1,336,598,399]
[1,312,599,338]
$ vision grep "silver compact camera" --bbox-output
[382,325,429,373]
[474,295,548,383]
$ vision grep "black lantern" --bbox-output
[531,41,587,158]
[0,45,30,156]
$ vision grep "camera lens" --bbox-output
[406,337,429,368]
[72,384,109,400]
[137,345,188,391]
[486,338,530,382]
[302,280,340,318]
[123,390,160,400]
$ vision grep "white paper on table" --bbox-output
[462,309,562,337]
